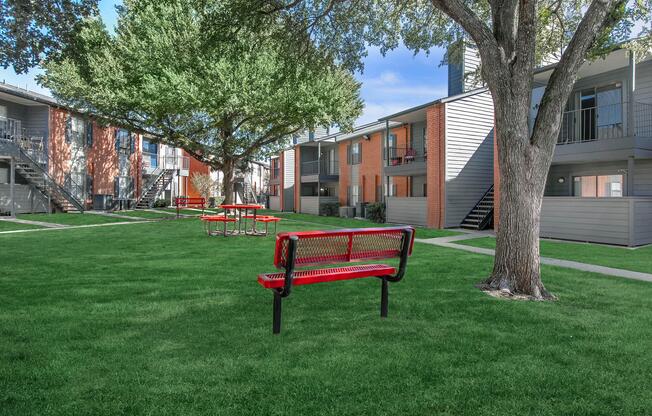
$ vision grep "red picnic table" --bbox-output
[219,203,266,235]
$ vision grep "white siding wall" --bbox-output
[386,197,428,227]
[283,149,295,211]
[444,91,495,227]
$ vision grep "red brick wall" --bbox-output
[426,104,446,228]
[86,123,118,195]
[48,108,71,185]
[360,131,383,203]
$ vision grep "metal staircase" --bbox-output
[460,185,494,230]
[13,147,86,213]
[135,168,175,208]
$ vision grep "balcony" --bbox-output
[300,159,339,182]
[384,146,427,176]
[552,101,652,164]
[141,154,190,175]
[0,116,47,164]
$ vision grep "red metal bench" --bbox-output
[258,226,415,334]
[175,197,205,218]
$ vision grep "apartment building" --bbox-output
[211,160,269,204]
[507,48,652,246]
[0,83,207,215]
[269,148,295,211]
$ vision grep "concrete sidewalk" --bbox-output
[0,217,67,228]
[417,234,652,283]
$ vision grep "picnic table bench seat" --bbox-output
[259,226,415,334]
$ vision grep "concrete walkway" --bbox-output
[418,234,652,283]
[0,217,67,228]
[0,219,154,235]
[85,211,144,221]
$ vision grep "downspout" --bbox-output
[628,50,636,137]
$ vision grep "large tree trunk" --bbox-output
[222,159,236,205]
[481,96,556,300]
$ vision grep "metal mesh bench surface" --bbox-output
[258,264,396,289]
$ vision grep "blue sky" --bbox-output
[0,0,449,126]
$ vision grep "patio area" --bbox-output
[1,214,652,415]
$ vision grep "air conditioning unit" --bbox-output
[339,206,356,218]
[92,194,113,211]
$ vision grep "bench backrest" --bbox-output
[176,197,205,206]
[274,226,415,269]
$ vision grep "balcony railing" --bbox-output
[142,154,190,172]
[301,159,339,176]
[0,116,47,163]
[557,101,652,145]
[386,147,426,166]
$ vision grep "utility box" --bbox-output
[339,206,356,218]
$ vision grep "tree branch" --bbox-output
[532,0,627,147]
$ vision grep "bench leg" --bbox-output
[273,291,282,334]
[380,277,388,318]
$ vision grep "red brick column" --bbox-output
[426,104,446,228]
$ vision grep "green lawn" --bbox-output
[16,213,132,226]
[458,236,652,274]
[0,220,44,232]
[270,211,462,238]
[118,210,178,219]
[1,218,652,415]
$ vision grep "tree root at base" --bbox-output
[475,282,558,301]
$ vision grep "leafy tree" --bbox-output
[190,172,217,201]
[0,0,98,73]
[41,0,363,203]
[241,0,651,299]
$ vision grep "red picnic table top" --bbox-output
[219,204,264,210]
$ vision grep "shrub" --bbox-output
[153,198,168,208]
[320,202,339,217]
[366,202,386,223]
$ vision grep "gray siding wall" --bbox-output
[635,60,652,104]
[0,184,48,214]
[300,196,319,215]
[269,196,281,211]
[546,160,652,197]
[633,199,652,245]
[447,43,482,95]
[444,91,494,227]
[541,197,637,246]
[633,159,652,196]
[24,106,49,138]
[545,161,627,196]
[386,197,428,227]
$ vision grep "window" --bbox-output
[385,133,397,160]
[573,175,624,197]
[142,138,158,168]
[351,142,362,165]
[384,177,396,197]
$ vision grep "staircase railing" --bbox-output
[461,184,494,230]
[17,147,86,212]
[136,168,170,207]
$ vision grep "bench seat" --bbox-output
[258,264,396,289]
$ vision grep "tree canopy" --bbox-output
[0,0,98,73]
[41,0,363,201]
